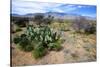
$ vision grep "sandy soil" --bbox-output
[11,31,96,66]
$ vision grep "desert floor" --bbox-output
[11,28,96,66]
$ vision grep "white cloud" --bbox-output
[12,0,63,14]
[77,5,85,8]
[78,5,82,8]
[52,8,65,13]
[12,0,93,15]
[56,4,79,13]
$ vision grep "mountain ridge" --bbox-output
[11,12,96,20]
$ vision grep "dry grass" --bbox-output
[11,22,96,66]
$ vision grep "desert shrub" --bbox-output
[14,34,33,52]
[11,24,22,33]
[33,14,44,25]
[33,14,54,25]
[50,22,61,30]
[50,22,69,31]
[18,34,33,51]
[48,40,62,51]
[84,22,96,34]
[60,23,69,31]
[26,25,61,49]
[72,17,96,34]
[43,15,54,24]
[12,24,22,33]
[13,36,21,44]
[13,25,63,58]
[14,18,29,27]
[15,28,22,32]
[32,44,47,59]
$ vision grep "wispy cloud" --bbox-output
[12,0,62,14]
[12,0,96,18]
[12,1,79,14]
[58,5,85,13]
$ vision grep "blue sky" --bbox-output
[12,0,96,18]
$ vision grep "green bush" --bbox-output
[32,44,47,59]
[14,18,29,27]
[15,28,22,32]
[33,14,54,25]
[13,36,21,44]
[72,17,96,34]
[85,23,96,34]
[48,40,62,51]
[26,25,61,47]
[14,34,34,52]
[13,25,63,59]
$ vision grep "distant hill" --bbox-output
[11,12,96,20]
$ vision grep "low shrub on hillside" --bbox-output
[72,17,96,34]
[13,25,63,59]
[32,44,47,59]
[14,18,29,27]
[33,14,54,25]
[14,34,33,52]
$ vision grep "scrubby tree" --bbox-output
[14,17,29,27]
[33,14,44,25]
[45,15,54,24]
[72,16,96,34]
[33,14,54,25]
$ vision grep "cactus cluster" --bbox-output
[13,25,62,59]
